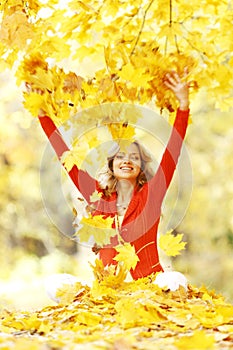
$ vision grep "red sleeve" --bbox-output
[39,116,69,158]
[149,108,189,204]
[38,116,97,202]
[160,108,189,186]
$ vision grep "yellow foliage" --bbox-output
[115,297,163,328]
[39,37,71,61]
[89,190,103,203]
[1,1,233,348]
[23,91,49,117]
[61,142,90,171]
[174,330,215,350]
[1,266,233,349]
[107,123,136,151]
[114,243,139,271]
[76,214,115,246]
[72,46,97,62]
[56,282,89,305]
[117,63,151,89]
[0,10,34,49]
[159,230,187,257]
[0,0,231,114]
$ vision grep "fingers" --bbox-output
[25,82,44,95]
[165,71,181,86]
[164,79,175,90]
[164,68,190,93]
[25,82,31,92]
[164,73,181,92]
[164,67,189,86]
[183,66,189,79]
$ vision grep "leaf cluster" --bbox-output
[0,0,232,118]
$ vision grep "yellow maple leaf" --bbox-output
[114,242,139,271]
[0,11,33,50]
[107,122,135,141]
[80,129,101,149]
[90,259,127,294]
[72,46,96,61]
[56,282,87,305]
[115,297,163,328]
[27,67,56,92]
[16,51,47,84]
[118,63,151,89]
[76,311,101,327]
[76,214,115,246]
[159,230,187,257]
[89,190,102,203]
[174,329,215,350]
[23,91,49,117]
[61,141,90,171]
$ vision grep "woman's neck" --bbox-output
[116,180,135,206]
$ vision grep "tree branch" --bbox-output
[174,34,180,54]
[103,46,122,102]
[169,0,172,27]
[165,0,173,55]
[130,0,155,57]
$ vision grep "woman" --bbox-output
[39,71,190,298]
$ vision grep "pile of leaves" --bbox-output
[0,259,233,350]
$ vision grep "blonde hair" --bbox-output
[97,140,155,197]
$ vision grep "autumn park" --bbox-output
[0,0,233,349]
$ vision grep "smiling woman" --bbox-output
[98,141,155,197]
[38,70,190,300]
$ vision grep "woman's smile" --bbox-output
[120,164,134,171]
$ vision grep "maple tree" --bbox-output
[0,0,232,119]
[0,0,233,349]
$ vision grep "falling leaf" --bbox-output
[76,214,115,246]
[90,190,102,203]
[159,230,187,257]
[114,243,140,270]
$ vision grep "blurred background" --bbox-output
[0,69,232,310]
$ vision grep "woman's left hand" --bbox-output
[164,69,190,111]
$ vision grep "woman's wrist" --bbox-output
[178,101,189,111]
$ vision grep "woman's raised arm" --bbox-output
[38,114,97,203]
[149,71,190,204]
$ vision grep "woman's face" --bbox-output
[112,143,142,185]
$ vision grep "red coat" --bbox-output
[39,108,189,280]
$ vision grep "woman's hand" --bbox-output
[164,69,190,111]
[25,82,46,117]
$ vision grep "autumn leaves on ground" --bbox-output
[1,259,233,350]
[1,0,233,349]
